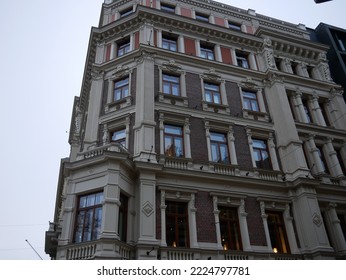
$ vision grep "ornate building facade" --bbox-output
[45,0,346,260]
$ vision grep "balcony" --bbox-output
[76,142,129,161]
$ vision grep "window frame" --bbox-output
[242,90,260,112]
[110,127,126,147]
[164,124,184,158]
[117,38,131,57]
[113,76,129,101]
[204,82,221,104]
[236,52,249,68]
[118,193,128,242]
[195,12,209,22]
[210,132,230,164]
[266,211,290,254]
[162,34,178,52]
[252,139,272,170]
[162,73,180,96]
[228,21,241,31]
[219,206,243,251]
[161,3,176,13]
[200,43,215,60]
[74,191,103,243]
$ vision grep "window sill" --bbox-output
[158,92,188,107]
[242,109,270,122]
[105,96,132,113]
[202,101,230,114]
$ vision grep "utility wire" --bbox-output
[25,239,43,260]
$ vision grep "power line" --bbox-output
[25,239,43,260]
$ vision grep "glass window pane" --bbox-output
[253,139,266,149]
[164,125,182,135]
[94,193,103,205]
[79,196,87,208]
[172,84,179,96]
[83,209,93,242]
[205,92,212,102]
[174,138,183,157]
[210,132,225,142]
[214,93,221,104]
[86,194,96,207]
[220,145,228,162]
[211,143,219,161]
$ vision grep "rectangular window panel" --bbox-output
[242,91,259,112]
[219,207,242,251]
[114,77,129,101]
[163,74,180,96]
[267,211,290,254]
[204,83,221,104]
[210,132,229,164]
[166,201,189,248]
[253,139,271,170]
[164,125,184,157]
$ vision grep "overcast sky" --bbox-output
[0,0,345,260]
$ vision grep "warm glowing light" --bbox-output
[223,244,228,251]
[273,247,278,253]
[172,241,177,247]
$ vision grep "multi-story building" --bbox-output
[45,0,346,260]
[311,23,346,100]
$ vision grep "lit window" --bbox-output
[242,91,259,112]
[163,74,180,96]
[210,132,229,164]
[114,77,129,101]
[74,192,103,243]
[236,52,249,68]
[164,125,184,157]
[117,38,130,57]
[267,211,290,254]
[200,44,214,60]
[219,206,242,251]
[166,201,189,248]
[162,35,177,52]
[253,139,271,170]
[111,128,126,147]
[204,82,221,104]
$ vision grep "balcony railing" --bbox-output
[76,143,129,161]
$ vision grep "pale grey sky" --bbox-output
[0,0,345,260]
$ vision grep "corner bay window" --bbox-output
[267,211,290,254]
[210,132,229,164]
[253,139,271,170]
[164,125,184,157]
[219,206,242,251]
[204,82,221,104]
[242,91,259,112]
[166,201,189,248]
[114,77,129,101]
[74,192,103,243]
[163,74,180,96]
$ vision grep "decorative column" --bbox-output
[310,94,326,126]
[281,58,293,74]
[260,201,272,251]
[326,203,346,254]
[215,44,222,62]
[189,194,199,248]
[238,199,252,251]
[248,53,258,70]
[159,113,164,156]
[324,138,343,177]
[294,91,309,123]
[184,118,192,159]
[307,135,325,174]
[178,35,185,53]
[160,190,167,247]
[257,89,266,113]
[205,121,212,161]
[230,48,237,66]
[212,196,223,250]
[228,126,238,166]
[246,128,257,168]
[268,133,280,171]
[283,204,300,254]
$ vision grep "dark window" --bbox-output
[253,139,272,170]
[195,12,209,22]
[162,34,177,52]
[316,145,329,174]
[219,207,242,251]
[117,38,130,57]
[74,192,103,243]
[164,125,184,157]
[111,128,126,147]
[200,44,214,60]
[267,211,290,254]
[161,3,175,13]
[120,7,133,18]
[114,77,129,101]
[166,201,189,247]
[336,149,346,175]
[229,21,241,31]
[118,193,128,242]
[319,103,330,126]
[337,213,346,241]
[242,91,259,112]
[210,132,229,164]
[236,52,249,68]
[302,99,312,123]
[163,74,180,96]
[204,82,221,104]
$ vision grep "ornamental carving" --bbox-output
[142,201,154,217]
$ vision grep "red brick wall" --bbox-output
[214,16,225,27]
[225,81,242,117]
[221,46,233,65]
[184,37,196,56]
[181,7,192,18]
[245,196,267,246]
[134,31,140,49]
[196,191,217,243]
[233,125,253,169]
[186,72,202,110]
[190,117,209,164]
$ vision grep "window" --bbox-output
[164,125,184,157]
[118,193,128,242]
[120,7,133,18]
[210,132,229,164]
[195,12,209,22]
[319,103,330,126]
[253,139,271,170]
[242,91,259,112]
[229,21,241,31]
[337,213,346,240]
[200,44,214,60]
[161,3,175,13]
[74,192,103,243]
[166,201,189,247]
[316,145,329,174]
[219,207,242,251]
[236,52,249,68]
[114,77,129,101]
[111,128,126,147]
[163,74,180,96]
[336,149,346,175]
[162,34,177,52]
[117,38,130,57]
[204,82,221,104]
[334,32,346,52]
[267,211,290,254]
